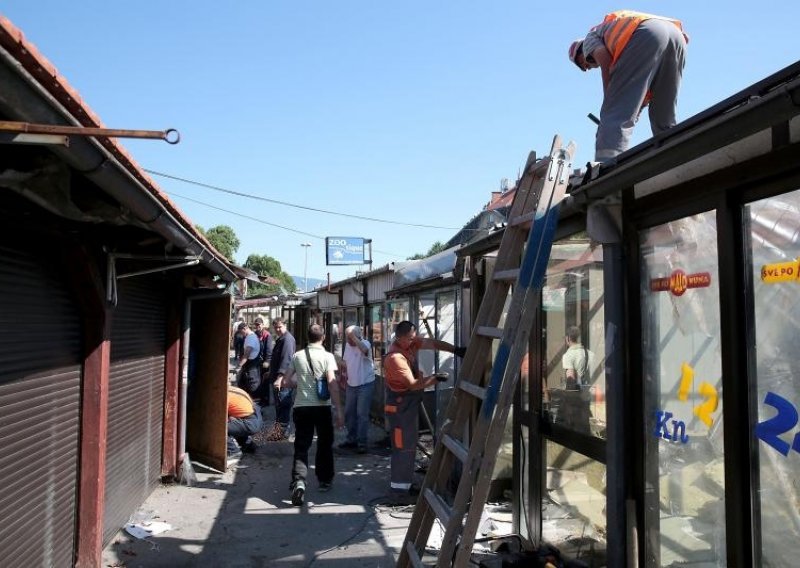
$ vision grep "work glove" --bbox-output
[454,346,467,358]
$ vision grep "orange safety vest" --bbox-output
[599,10,688,65]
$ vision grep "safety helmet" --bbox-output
[568,39,584,69]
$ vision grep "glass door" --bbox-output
[746,189,800,567]
[536,235,607,565]
[639,212,726,566]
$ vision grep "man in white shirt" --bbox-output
[339,325,376,453]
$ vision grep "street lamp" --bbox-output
[301,243,312,292]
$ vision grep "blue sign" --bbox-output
[325,237,371,266]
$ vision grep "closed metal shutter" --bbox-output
[0,242,82,568]
[103,277,166,545]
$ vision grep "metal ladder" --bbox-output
[397,135,575,567]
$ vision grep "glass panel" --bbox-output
[542,439,607,565]
[369,304,383,376]
[519,423,532,545]
[384,300,409,351]
[417,294,436,379]
[330,310,344,358]
[747,190,800,567]
[639,212,726,566]
[541,236,606,439]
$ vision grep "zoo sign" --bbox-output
[325,237,372,266]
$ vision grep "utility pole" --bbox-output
[301,243,312,292]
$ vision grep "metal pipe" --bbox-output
[178,297,192,470]
[116,259,200,279]
[0,120,180,144]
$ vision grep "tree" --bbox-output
[197,224,240,261]
[244,253,297,296]
[407,241,447,260]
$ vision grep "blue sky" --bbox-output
[3,2,798,282]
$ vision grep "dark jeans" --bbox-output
[274,386,295,428]
[292,405,334,485]
[228,410,263,447]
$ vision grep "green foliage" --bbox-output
[244,254,297,296]
[407,241,447,260]
[200,225,240,261]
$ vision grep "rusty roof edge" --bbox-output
[0,16,239,283]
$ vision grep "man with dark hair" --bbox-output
[279,323,344,506]
[267,317,296,440]
[559,325,594,434]
[383,320,465,503]
[235,322,262,398]
[253,317,273,404]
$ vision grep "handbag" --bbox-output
[304,347,330,401]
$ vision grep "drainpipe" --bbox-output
[177,297,193,472]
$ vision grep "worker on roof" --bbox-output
[568,10,689,163]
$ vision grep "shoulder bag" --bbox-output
[304,347,330,401]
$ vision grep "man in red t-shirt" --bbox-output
[383,321,465,502]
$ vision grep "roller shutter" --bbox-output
[0,241,82,567]
[103,277,167,544]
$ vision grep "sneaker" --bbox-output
[241,440,257,454]
[338,441,358,449]
[319,481,332,492]
[291,481,305,506]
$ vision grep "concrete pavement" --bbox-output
[102,406,415,568]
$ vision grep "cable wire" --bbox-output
[168,191,407,259]
[147,168,461,230]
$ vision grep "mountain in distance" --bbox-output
[292,276,326,292]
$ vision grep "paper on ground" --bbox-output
[125,521,173,539]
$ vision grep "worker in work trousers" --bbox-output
[383,320,465,502]
[568,10,689,162]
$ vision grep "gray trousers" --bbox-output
[596,18,687,161]
[385,388,422,491]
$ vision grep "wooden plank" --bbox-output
[404,542,425,568]
[442,434,469,463]
[476,325,503,339]
[510,210,536,228]
[423,488,452,527]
